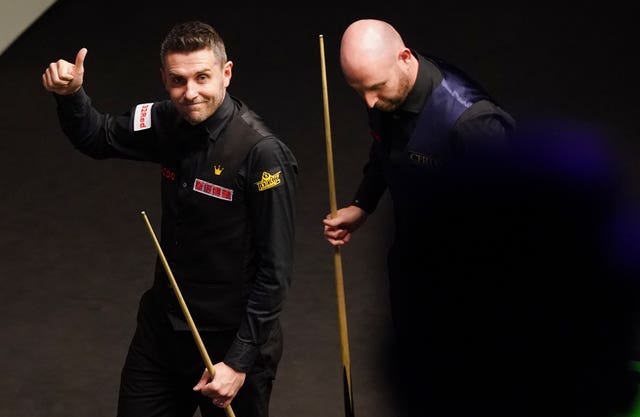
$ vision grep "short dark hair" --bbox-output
[160,21,227,66]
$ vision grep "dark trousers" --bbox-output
[117,291,282,417]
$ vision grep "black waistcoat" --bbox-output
[369,58,490,248]
[151,99,271,330]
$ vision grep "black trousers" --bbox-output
[117,290,282,417]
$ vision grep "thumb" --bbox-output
[192,368,211,391]
[75,47,88,71]
[192,375,206,391]
[323,215,341,227]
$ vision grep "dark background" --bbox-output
[0,2,637,417]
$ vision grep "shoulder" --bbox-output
[130,99,177,132]
[250,137,297,165]
[454,100,516,146]
[462,100,515,129]
[237,107,276,140]
[130,99,174,116]
[227,95,297,167]
[226,95,271,135]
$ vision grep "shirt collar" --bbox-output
[203,93,234,140]
[398,51,440,114]
[179,93,234,144]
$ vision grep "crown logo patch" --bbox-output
[213,165,224,175]
[255,171,282,191]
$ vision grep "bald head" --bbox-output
[340,19,418,111]
[340,19,404,70]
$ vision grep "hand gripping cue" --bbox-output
[140,211,237,417]
[318,34,355,417]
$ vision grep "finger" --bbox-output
[42,69,66,92]
[192,378,206,391]
[325,236,345,246]
[323,228,339,239]
[42,72,50,90]
[325,226,349,238]
[192,371,210,391]
[57,65,75,83]
[323,217,341,227]
[45,63,59,83]
[47,62,72,85]
[75,47,88,71]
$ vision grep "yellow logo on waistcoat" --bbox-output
[255,171,282,191]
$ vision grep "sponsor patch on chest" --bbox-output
[409,152,443,168]
[133,102,154,131]
[193,178,233,201]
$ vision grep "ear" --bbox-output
[223,60,233,88]
[398,48,413,64]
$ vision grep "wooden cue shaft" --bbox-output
[140,211,236,417]
[318,34,355,414]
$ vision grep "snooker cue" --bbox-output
[140,211,237,417]
[318,34,355,417]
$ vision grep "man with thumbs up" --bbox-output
[42,20,298,417]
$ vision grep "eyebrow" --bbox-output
[167,68,213,78]
[364,81,386,91]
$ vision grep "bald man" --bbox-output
[323,19,515,416]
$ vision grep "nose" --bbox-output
[184,80,199,101]
[363,92,378,109]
